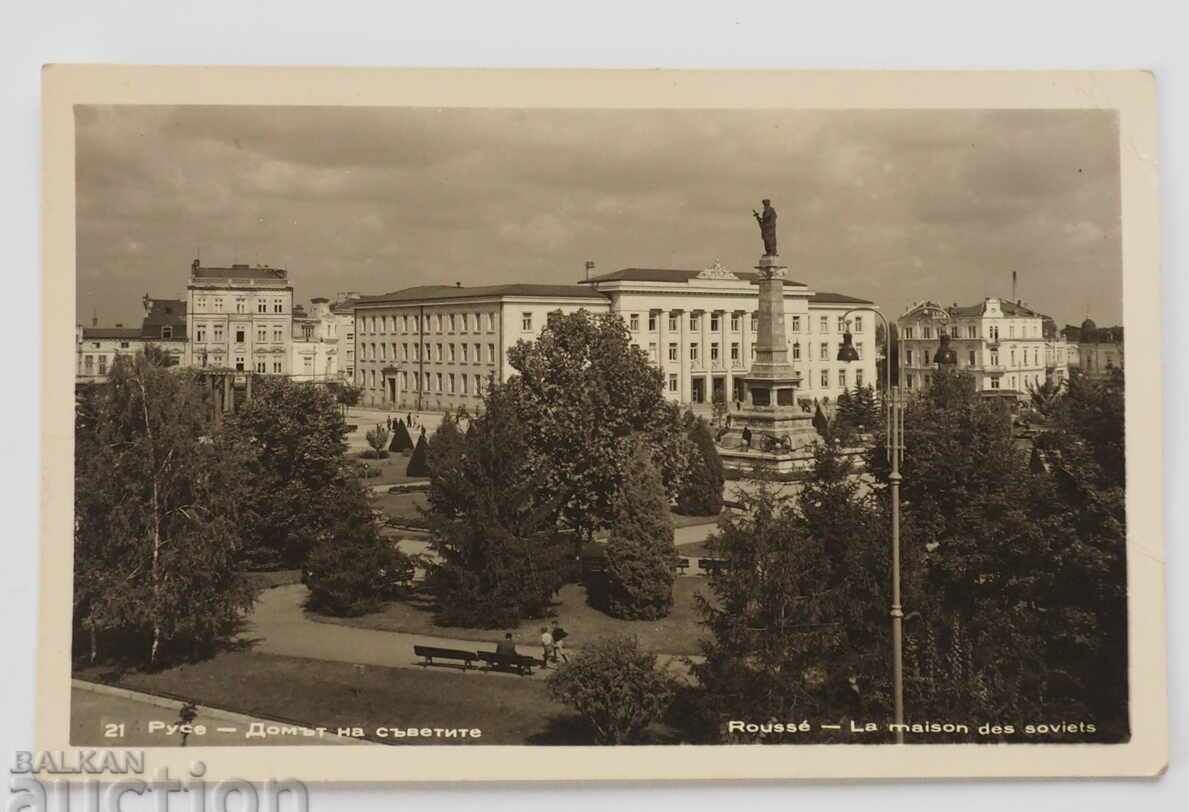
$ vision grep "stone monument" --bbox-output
[718,200,819,473]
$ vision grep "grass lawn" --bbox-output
[311,577,717,657]
[371,490,428,526]
[357,454,428,487]
[75,651,585,745]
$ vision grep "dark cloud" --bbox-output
[76,106,1121,328]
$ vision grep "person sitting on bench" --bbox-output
[496,632,517,656]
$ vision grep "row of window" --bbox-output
[194,323,288,345]
[194,296,287,315]
[359,342,499,364]
[358,311,499,336]
[653,339,864,364]
[901,322,1041,341]
[903,347,1042,367]
[366,369,486,396]
[197,354,285,374]
[662,366,864,394]
[904,371,1043,392]
[628,312,865,335]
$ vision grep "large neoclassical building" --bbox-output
[353,263,878,412]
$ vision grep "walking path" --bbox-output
[242,584,695,680]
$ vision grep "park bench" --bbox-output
[413,644,479,671]
[700,557,729,575]
[674,557,691,574]
[477,651,538,676]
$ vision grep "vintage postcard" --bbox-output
[36,67,1165,783]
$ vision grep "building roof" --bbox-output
[190,261,288,281]
[82,327,143,340]
[1063,323,1124,344]
[357,283,608,306]
[945,298,1044,319]
[141,298,187,340]
[809,291,874,305]
[584,267,806,287]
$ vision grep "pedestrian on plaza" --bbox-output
[550,620,570,664]
[742,426,752,450]
[539,626,555,667]
[496,632,518,656]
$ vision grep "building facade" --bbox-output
[582,265,878,408]
[898,297,1052,398]
[353,284,611,410]
[1063,319,1123,378]
[184,260,294,375]
[76,295,188,384]
[290,302,339,383]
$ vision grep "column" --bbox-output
[699,308,711,404]
[677,309,690,403]
[657,309,669,396]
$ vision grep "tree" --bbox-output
[365,425,391,459]
[425,382,567,627]
[836,384,879,436]
[406,432,431,477]
[812,402,830,438]
[546,636,675,744]
[675,413,724,516]
[332,382,362,417]
[305,515,412,617]
[604,439,677,619]
[230,377,372,568]
[389,418,414,452]
[74,352,256,668]
[860,368,1128,740]
[711,390,729,426]
[504,311,689,541]
[693,445,891,741]
[426,410,467,495]
[1049,368,1125,488]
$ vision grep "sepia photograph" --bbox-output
[36,67,1165,782]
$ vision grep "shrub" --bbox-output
[366,426,391,459]
[604,438,676,619]
[406,433,430,477]
[546,635,674,744]
[389,419,414,452]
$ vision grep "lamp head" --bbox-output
[837,331,861,363]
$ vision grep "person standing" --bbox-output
[550,621,570,664]
[539,626,554,667]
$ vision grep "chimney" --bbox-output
[584,260,596,281]
[1011,270,1018,303]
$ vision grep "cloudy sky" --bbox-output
[76,106,1121,328]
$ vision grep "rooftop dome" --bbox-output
[1080,317,1098,334]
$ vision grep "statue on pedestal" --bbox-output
[752,198,778,257]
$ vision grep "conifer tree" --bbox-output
[676,413,724,516]
[389,418,414,452]
[406,432,431,477]
[604,438,676,620]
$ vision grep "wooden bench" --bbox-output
[674,557,691,575]
[413,645,479,671]
[477,650,538,676]
[700,557,729,575]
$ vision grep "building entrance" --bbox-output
[691,378,705,404]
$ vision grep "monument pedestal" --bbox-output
[716,253,821,475]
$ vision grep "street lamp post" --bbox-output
[837,307,906,743]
